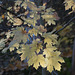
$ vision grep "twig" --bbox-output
[20,0,24,7]
[16,13,25,17]
[6,13,16,23]
[55,16,75,34]
[0,5,24,22]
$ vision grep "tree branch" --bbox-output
[55,16,75,34]
[0,5,24,22]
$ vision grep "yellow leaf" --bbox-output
[43,50,65,72]
[13,18,22,26]
[10,43,19,52]
[17,44,35,60]
[24,18,37,26]
[28,28,38,36]
[28,54,46,69]
[42,33,58,46]
[41,10,59,25]
[12,27,28,43]
[30,39,43,53]
[43,2,47,6]
[64,0,75,13]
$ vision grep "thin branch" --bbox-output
[6,13,16,23]
[16,13,25,17]
[20,0,24,7]
[0,5,24,22]
[55,16,75,34]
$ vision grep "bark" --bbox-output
[72,38,75,75]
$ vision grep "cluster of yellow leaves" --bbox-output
[42,33,64,72]
[3,0,65,73]
[16,32,64,72]
[16,39,47,70]
[17,39,43,60]
[25,1,59,26]
[7,29,65,73]
[64,0,75,13]
[9,25,45,52]
[14,0,46,26]
[6,0,60,27]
